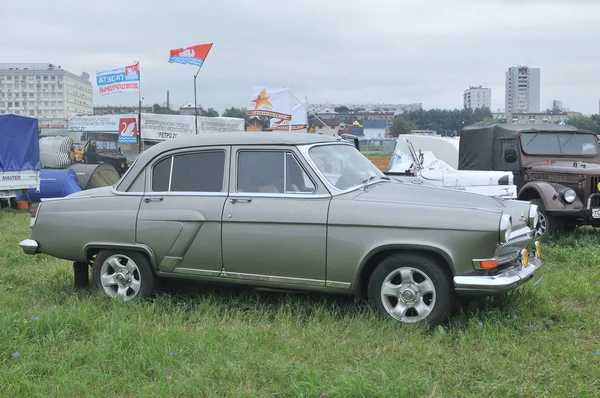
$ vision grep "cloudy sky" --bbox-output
[3,0,599,114]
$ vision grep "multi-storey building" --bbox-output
[505,66,540,116]
[0,63,93,128]
[463,86,491,110]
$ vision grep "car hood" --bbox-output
[353,181,532,227]
[527,161,600,175]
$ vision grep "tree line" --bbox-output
[390,107,501,136]
[152,104,247,119]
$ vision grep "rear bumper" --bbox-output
[19,239,39,255]
[454,256,543,296]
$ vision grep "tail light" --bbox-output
[30,204,40,228]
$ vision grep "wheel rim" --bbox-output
[380,267,436,323]
[100,254,142,302]
[535,211,547,237]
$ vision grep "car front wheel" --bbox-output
[92,250,155,302]
[368,253,454,326]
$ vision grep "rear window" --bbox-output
[152,151,226,192]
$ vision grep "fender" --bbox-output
[518,181,584,211]
[83,242,158,268]
[351,243,456,299]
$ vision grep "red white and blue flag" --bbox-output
[168,43,213,68]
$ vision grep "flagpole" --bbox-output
[135,60,143,153]
[194,67,200,135]
[283,87,337,137]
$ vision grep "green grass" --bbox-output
[1,209,599,397]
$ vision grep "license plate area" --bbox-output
[592,208,600,219]
[0,190,16,198]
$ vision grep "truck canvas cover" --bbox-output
[458,123,583,170]
[0,114,41,172]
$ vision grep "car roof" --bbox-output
[116,132,344,191]
[146,131,339,149]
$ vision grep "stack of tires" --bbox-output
[39,136,73,169]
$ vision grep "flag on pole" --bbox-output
[168,43,213,67]
[247,86,293,120]
[559,119,566,125]
[268,100,308,130]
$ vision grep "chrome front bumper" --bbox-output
[454,255,543,295]
[19,239,39,255]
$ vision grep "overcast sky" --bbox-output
[2,0,599,114]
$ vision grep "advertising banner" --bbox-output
[141,114,195,141]
[95,64,140,96]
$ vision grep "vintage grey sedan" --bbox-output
[19,132,543,325]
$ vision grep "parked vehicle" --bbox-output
[0,114,41,205]
[459,123,600,235]
[387,137,517,199]
[79,138,130,176]
[19,132,543,326]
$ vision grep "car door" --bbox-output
[136,146,229,276]
[221,146,331,286]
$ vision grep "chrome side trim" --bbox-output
[112,189,228,197]
[159,256,183,272]
[325,280,352,289]
[226,272,326,287]
[19,239,39,255]
[228,192,331,199]
[171,267,222,277]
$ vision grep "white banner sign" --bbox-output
[69,114,246,142]
[247,86,292,120]
[68,114,137,132]
[198,116,245,134]
[141,114,195,141]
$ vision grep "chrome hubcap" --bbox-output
[535,212,547,237]
[380,267,436,323]
[100,254,142,302]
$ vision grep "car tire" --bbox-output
[531,199,572,236]
[92,250,155,302]
[367,252,454,326]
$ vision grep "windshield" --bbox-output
[521,132,598,156]
[307,143,386,190]
[95,140,117,150]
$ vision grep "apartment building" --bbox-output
[0,63,93,128]
[505,66,540,116]
[463,86,491,110]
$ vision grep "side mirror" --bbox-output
[504,148,517,163]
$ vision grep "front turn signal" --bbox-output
[521,249,529,267]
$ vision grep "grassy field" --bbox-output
[1,209,599,397]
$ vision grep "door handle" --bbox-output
[144,197,164,203]
[230,198,252,203]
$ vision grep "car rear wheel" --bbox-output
[92,250,155,302]
[368,253,454,326]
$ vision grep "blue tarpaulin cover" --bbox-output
[16,169,82,202]
[0,114,41,172]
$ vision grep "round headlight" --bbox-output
[499,214,512,244]
[563,189,577,204]
[528,203,539,229]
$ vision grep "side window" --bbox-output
[237,151,284,193]
[152,157,172,191]
[151,151,225,192]
[286,153,316,193]
[170,151,225,192]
